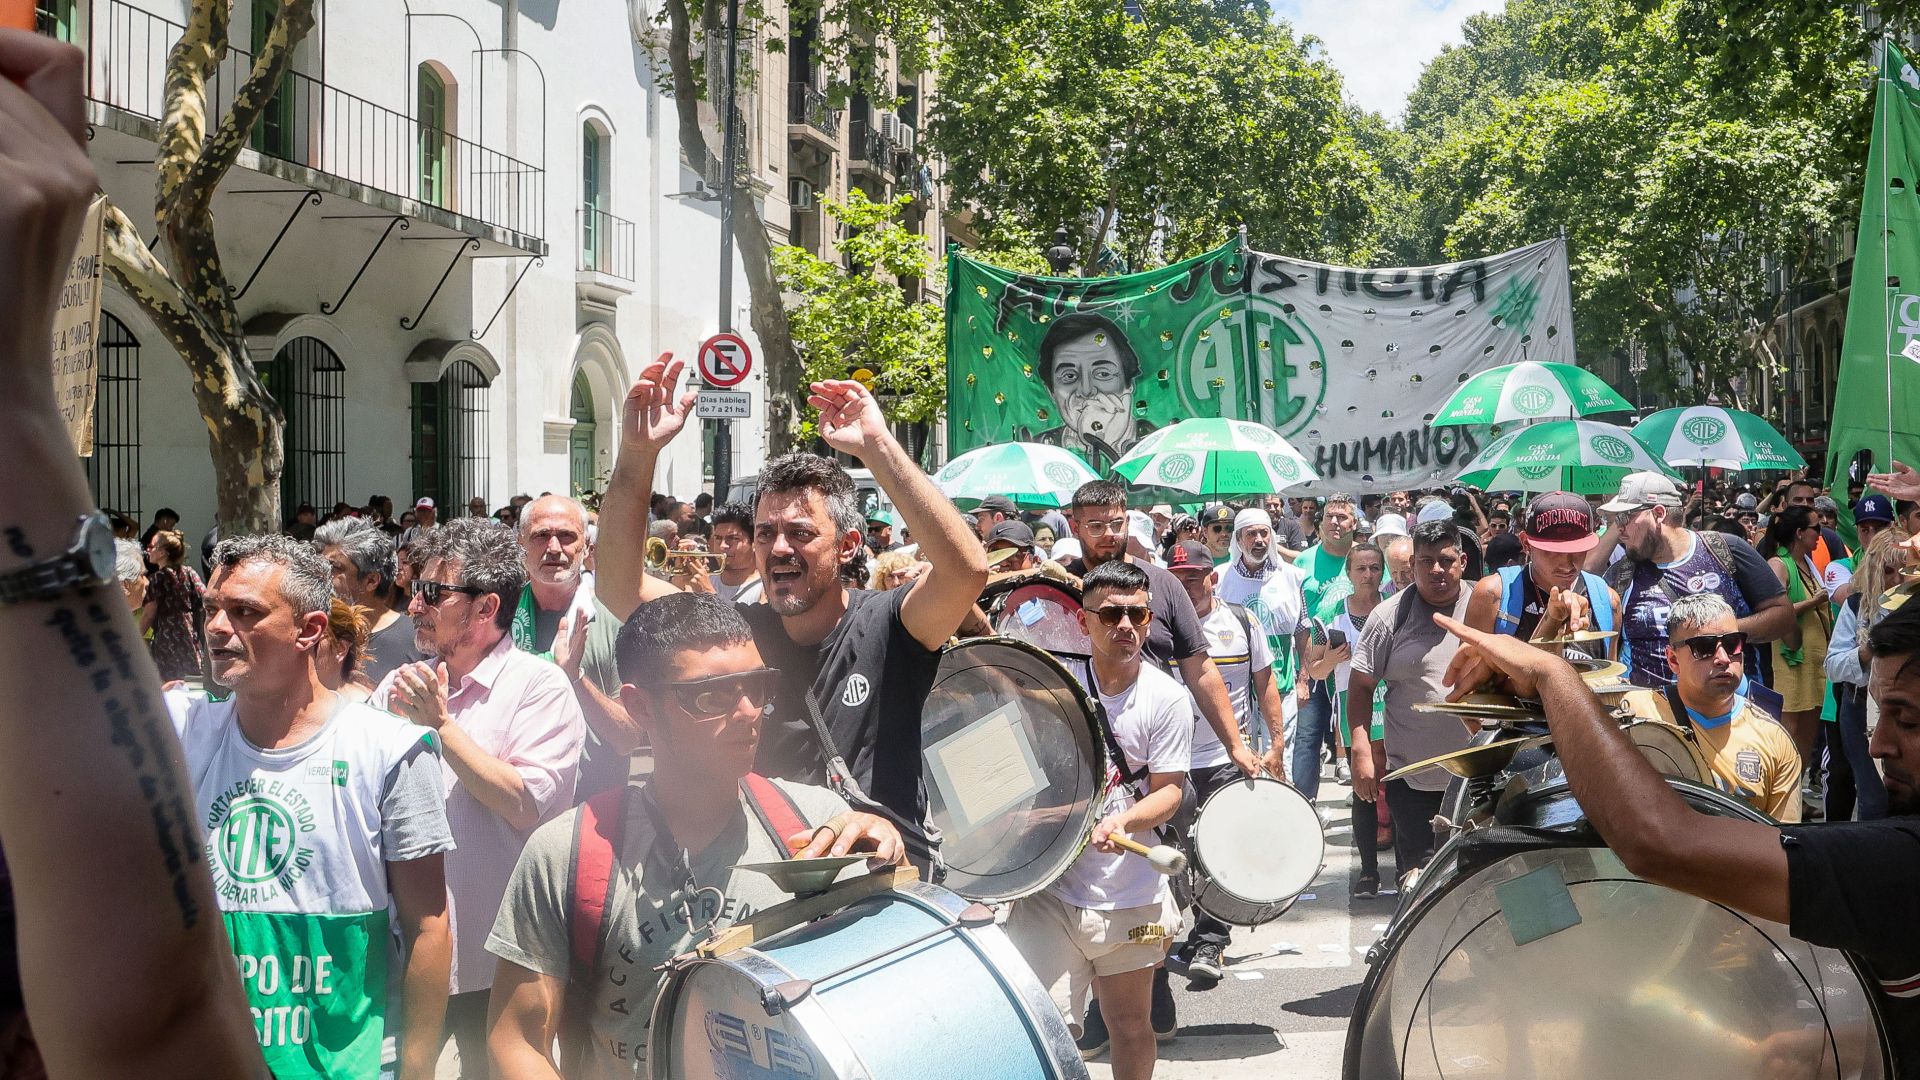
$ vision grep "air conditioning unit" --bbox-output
[896,124,915,153]
[789,177,816,211]
[879,112,900,142]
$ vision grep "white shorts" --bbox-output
[1002,890,1182,1021]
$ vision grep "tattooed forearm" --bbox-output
[42,597,204,929]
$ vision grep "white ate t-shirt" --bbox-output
[1051,664,1192,911]
[1181,603,1274,769]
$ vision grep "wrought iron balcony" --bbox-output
[788,82,839,138]
[578,206,635,280]
[82,0,545,242]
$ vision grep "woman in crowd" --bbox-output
[1765,506,1834,758]
[1304,542,1392,897]
[319,599,375,703]
[140,528,206,682]
[1824,528,1911,820]
[869,549,922,590]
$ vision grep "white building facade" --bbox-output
[42,0,769,541]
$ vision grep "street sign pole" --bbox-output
[712,0,742,503]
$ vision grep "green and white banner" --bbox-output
[946,236,1576,493]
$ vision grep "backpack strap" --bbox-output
[1579,570,1616,633]
[1495,565,1525,635]
[567,784,629,979]
[1697,528,1735,577]
[1224,602,1257,673]
[740,772,810,853]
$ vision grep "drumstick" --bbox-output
[1107,834,1188,875]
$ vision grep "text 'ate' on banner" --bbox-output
[945,235,1577,494]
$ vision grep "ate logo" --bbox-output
[1175,295,1327,437]
[841,674,871,707]
[206,782,317,899]
[1512,386,1555,416]
[1589,435,1635,464]
[1682,417,1727,446]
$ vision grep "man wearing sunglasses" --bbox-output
[373,519,586,1075]
[1199,504,1235,564]
[487,593,904,1078]
[1004,561,1191,1073]
[1618,593,1801,820]
[1431,603,1920,1077]
[598,359,987,872]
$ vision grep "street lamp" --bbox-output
[1043,225,1076,275]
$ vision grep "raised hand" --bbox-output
[808,379,893,459]
[621,352,696,454]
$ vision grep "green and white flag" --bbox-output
[946,237,1576,492]
[1827,41,1920,527]
[1633,406,1805,472]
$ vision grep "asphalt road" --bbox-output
[1087,776,1395,1080]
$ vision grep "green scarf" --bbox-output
[509,585,555,662]
[1775,546,1807,667]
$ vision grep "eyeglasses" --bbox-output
[662,667,783,718]
[1206,523,1231,533]
[1093,604,1152,628]
[1077,517,1129,537]
[411,580,487,604]
[1675,631,1747,661]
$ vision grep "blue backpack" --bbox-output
[1494,565,1615,637]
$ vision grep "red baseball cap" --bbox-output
[1522,491,1599,553]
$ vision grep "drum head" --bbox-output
[1193,777,1323,907]
[987,577,1093,665]
[923,638,1104,903]
[1624,720,1706,784]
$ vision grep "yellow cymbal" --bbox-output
[1384,734,1552,783]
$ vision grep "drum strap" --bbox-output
[802,687,940,869]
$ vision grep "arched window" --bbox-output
[418,63,453,208]
[570,372,598,497]
[581,120,611,272]
[411,360,491,509]
[261,336,346,516]
[88,314,141,520]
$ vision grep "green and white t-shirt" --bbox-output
[1296,542,1353,626]
[167,692,454,1079]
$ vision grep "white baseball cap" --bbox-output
[1599,471,1684,513]
[1416,501,1454,525]
[1371,513,1410,539]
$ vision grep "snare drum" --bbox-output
[1347,776,1892,1079]
[1188,776,1324,927]
[649,881,1088,1080]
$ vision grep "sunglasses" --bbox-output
[1206,523,1231,533]
[1092,604,1152,628]
[411,580,487,604]
[1674,631,1747,661]
[1077,517,1129,537]
[661,667,783,718]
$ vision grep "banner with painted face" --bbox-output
[945,236,1576,494]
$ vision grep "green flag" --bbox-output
[1827,41,1920,530]
[946,240,1271,472]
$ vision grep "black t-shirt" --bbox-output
[363,612,422,685]
[1060,556,1209,672]
[740,587,943,834]
[1782,818,1920,1075]
[1273,516,1309,552]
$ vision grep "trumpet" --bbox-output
[646,537,726,570]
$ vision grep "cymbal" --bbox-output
[1414,692,1544,720]
[734,855,869,895]
[1531,629,1618,647]
[1574,659,1629,682]
[1384,734,1553,782]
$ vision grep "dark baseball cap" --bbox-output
[1856,494,1896,525]
[1200,505,1235,528]
[1522,491,1599,553]
[986,520,1036,550]
[974,495,1018,516]
[1166,540,1215,572]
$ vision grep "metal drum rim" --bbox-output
[1190,775,1325,909]
[928,636,1110,904]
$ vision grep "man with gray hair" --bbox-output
[172,534,453,1079]
[372,519,584,1077]
[315,517,420,683]
[1617,591,1801,820]
[512,494,634,800]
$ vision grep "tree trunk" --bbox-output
[98,0,315,535]
[662,0,803,455]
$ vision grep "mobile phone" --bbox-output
[1325,628,1348,652]
[1850,448,1875,488]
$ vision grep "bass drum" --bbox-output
[1345,776,1891,1079]
[981,573,1092,685]
[650,881,1087,1080]
[1189,776,1324,927]
[921,637,1105,903]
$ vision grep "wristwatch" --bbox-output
[0,512,118,604]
